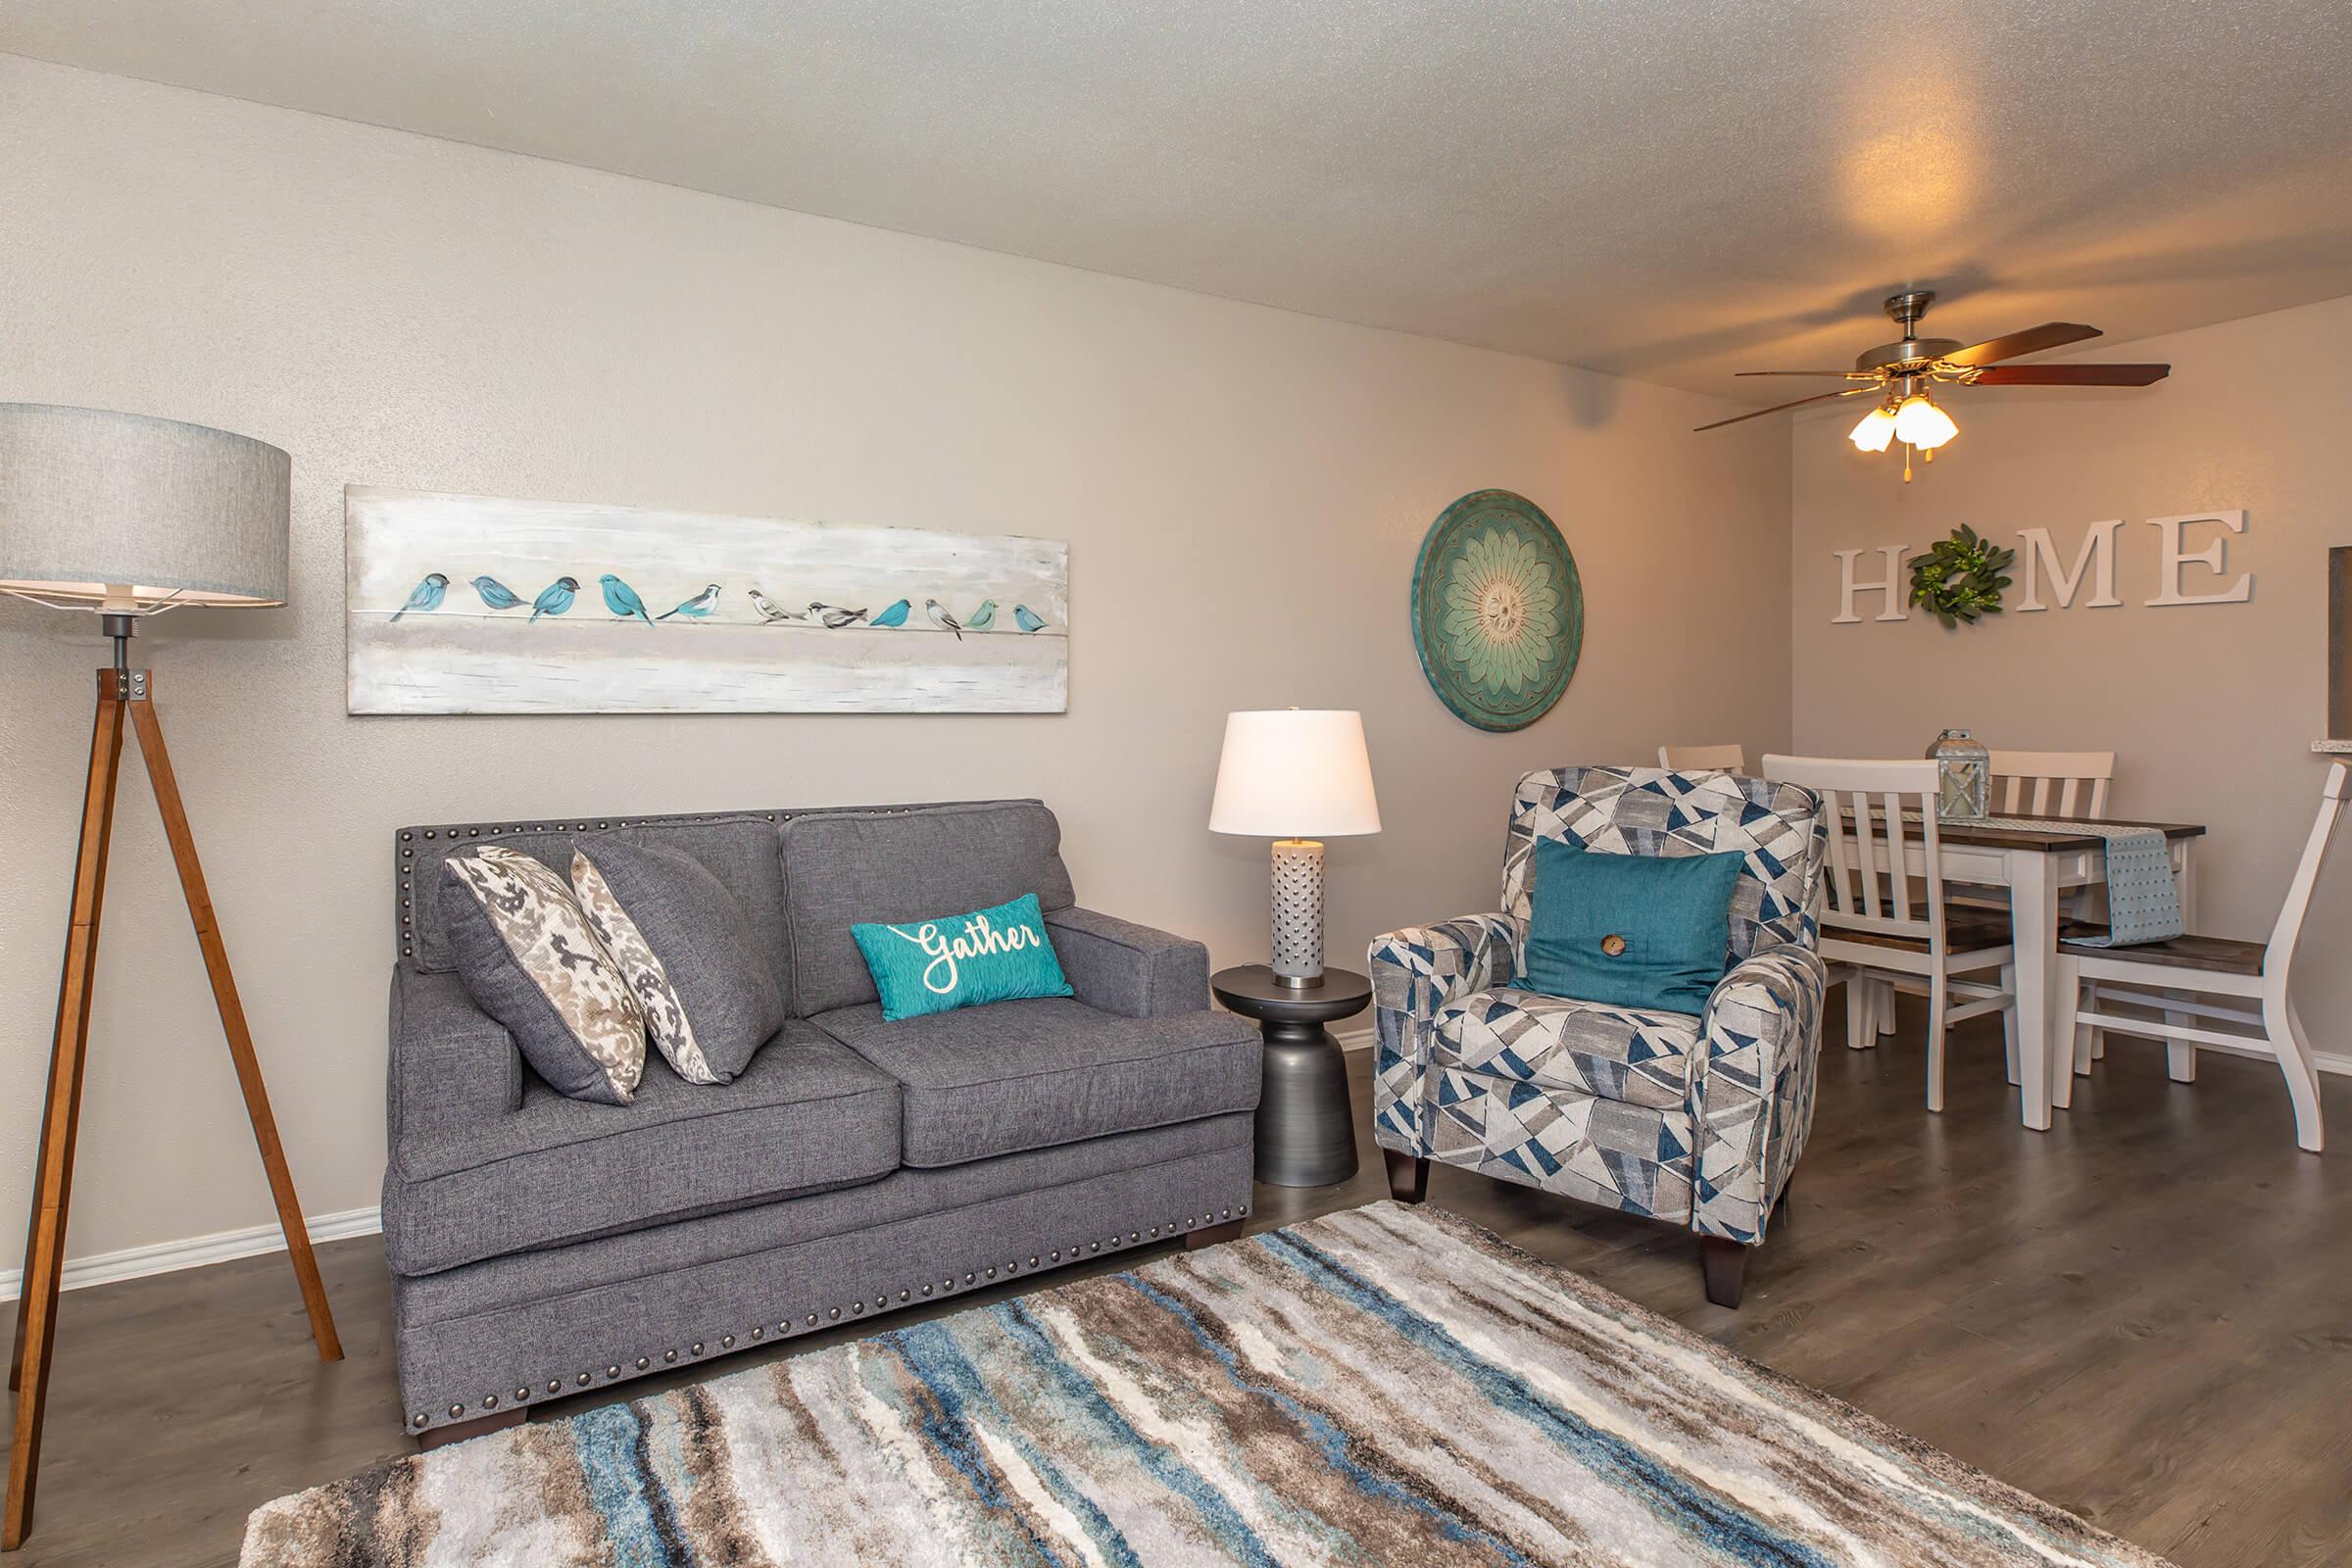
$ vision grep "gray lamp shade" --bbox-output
[0,403,289,608]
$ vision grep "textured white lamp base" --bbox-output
[1270,838,1326,988]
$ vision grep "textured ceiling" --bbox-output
[8,0,2351,398]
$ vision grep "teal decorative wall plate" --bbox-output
[1410,489,1583,732]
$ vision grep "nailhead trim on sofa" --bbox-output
[405,1202,1250,1432]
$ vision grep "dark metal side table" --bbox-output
[1211,964,1371,1188]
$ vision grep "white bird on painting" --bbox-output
[659,584,721,621]
[810,602,869,629]
[925,599,964,641]
[748,586,809,624]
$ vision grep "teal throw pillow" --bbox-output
[852,893,1075,1021]
[1522,838,1744,1015]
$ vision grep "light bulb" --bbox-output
[1893,392,1958,451]
[1848,404,1898,453]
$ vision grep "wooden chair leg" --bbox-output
[1383,1150,1429,1204]
[1874,977,1897,1036]
[1184,1218,1247,1250]
[2271,993,2325,1154]
[2000,963,2020,1087]
[2163,988,2197,1083]
[1843,977,1872,1051]
[7,675,127,1552]
[128,694,341,1363]
[1699,1237,1747,1308]
[417,1405,527,1452]
[1925,970,1951,1114]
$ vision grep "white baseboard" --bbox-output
[0,1205,381,1303]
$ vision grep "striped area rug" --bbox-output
[244,1202,2170,1566]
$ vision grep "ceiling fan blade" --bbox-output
[1735,370,1871,378]
[1693,387,1872,432]
[1942,321,2103,368]
[1967,363,2171,387]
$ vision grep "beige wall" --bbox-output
[1791,293,2352,1056]
[0,56,1791,1263]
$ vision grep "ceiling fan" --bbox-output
[1695,290,2171,480]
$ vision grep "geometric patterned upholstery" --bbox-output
[1501,767,1823,967]
[1372,766,1828,1250]
[1434,988,1699,1109]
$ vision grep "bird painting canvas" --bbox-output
[346,485,1068,714]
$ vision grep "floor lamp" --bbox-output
[0,404,341,1550]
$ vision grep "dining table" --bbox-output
[1855,813,2207,1131]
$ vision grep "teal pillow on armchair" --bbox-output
[1522,838,1744,1014]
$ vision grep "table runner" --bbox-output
[1967,816,2185,946]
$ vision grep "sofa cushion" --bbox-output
[407,814,792,1007]
[573,836,786,1082]
[439,848,647,1105]
[783,801,1077,1015]
[1433,987,1701,1111]
[383,1022,900,1275]
[813,997,1259,1167]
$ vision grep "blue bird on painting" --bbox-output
[963,599,998,631]
[870,599,911,628]
[659,584,721,621]
[600,574,655,624]
[390,573,448,622]
[471,575,522,611]
[530,576,581,622]
[1012,604,1049,633]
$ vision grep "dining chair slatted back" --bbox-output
[1763,755,2015,1114]
[1787,758,1944,945]
[1658,743,1745,772]
[1987,750,2115,820]
[2056,761,2345,1152]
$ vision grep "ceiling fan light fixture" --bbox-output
[1848,404,1899,453]
[1893,391,1958,451]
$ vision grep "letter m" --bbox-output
[2016,520,2123,612]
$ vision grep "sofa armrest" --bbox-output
[1367,913,1517,1155]
[1687,944,1827,1247]
[1043,906,1211,1017]
[387,963,523,1145]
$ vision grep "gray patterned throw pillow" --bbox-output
[441,846,647,1105]
[570,837,784,1083]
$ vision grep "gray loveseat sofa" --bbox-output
[383,798,1260,1442]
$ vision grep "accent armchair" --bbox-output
[1370,767,1828,1306]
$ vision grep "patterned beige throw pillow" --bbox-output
[571,851,720,1085]
[442,846,647,1105]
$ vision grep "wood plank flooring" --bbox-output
[4,997,2348,1566]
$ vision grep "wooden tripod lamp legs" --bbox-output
[4,668,341,1551]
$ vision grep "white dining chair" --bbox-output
[1658,743,1745,771]
[1763,756,2016,1111]
[1987,750,2115,820]
[2053,760,2346,1152]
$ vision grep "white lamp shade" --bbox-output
[1208,710,1382,838]
[0,404,290,608]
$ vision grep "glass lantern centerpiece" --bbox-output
[1926,728,1990,821]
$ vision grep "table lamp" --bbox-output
[1208,709,1382,988]
[0,404,340,1551]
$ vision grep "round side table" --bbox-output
[1211,964,1371,1188]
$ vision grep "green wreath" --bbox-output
[1909,524,2015,628]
